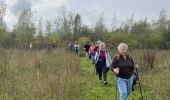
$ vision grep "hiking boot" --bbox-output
[104,81,108,85]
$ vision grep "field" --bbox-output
[0,49,169,100]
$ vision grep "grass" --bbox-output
[0,49,80,100]
[79,57,152,100]
[0,49,170,100]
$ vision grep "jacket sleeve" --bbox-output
[94,51,99,61]
[111,56,118,69]
[105,51,111,68]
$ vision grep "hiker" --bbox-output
[95,42,112,85]
[93,40,101,74]
[89,42,96,64]
[69,41,74,53]
[29,43,33,50]
[83,42,90,60]
[111,43,137,100]
[74,41,79,55]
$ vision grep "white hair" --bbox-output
[99,42,106,50]
[117,43,128,50]
[97,40,101,44]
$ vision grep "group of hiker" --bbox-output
[83,41,141,100]
[68,41,80,55]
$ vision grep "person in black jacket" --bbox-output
[83,42,90,60]
[111,43,136,100]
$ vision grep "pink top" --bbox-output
[89,45,96,53]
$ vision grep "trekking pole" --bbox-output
[136,68,144,100]
[115,77,118,100]
[93,66,95,78]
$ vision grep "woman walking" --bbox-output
[95,42,112,85]
[111,43,136,100]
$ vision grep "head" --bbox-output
[97,40,101,46]
[117,43,128,56]
[99,42,106,51]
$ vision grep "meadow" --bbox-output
[0,48,169,100]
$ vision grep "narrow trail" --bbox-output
[79,57,150,100]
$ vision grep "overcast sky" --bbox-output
[1,0,170,30]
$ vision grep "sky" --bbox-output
[1,0,170,31]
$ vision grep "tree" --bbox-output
[37,18,43,36]
[45,20,52,36]
[0,3,7,33]
[117,15,134,33]
[112,13,118,32]
[15,5,36,47]
[94,14,107,34]
[73,13,81,41]
[131,18,151,35]
[54,7,82,41]
[156,9,168,33]
[80,25,93,37]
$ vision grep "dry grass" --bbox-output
[0,49,80,100]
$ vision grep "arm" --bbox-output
[111,56,119,75]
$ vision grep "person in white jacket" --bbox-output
[95,42,112,85]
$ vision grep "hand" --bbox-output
[113,68,119,75]
[135,64,139,69]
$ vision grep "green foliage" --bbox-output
[15,5,36,47]
[78,36,90,46]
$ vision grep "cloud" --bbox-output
[3,0,19,30]
[2,0,170,31]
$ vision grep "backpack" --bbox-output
[115,54,138,90]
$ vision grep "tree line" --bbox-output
[0,3,170,49]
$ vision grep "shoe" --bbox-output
[104,81,108,85]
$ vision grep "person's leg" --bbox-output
[127,75,133,96]
[95,63,99,75]
[117,77,128,100]
[97,63,102,81]
[103,65,107,82]
[91,54,94,64]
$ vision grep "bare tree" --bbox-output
[46,20,52,36]
[54,7,82,41]
[0,3,7,32]
[15,5,36,46]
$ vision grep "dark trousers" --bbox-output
[97,62,107,81]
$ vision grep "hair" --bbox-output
[99,42,106,50]
[117,43,128,50]
[97,40,101,44]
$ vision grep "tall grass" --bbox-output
[130,49,170,100]
[109,49,170,99]
[0,49,80,100]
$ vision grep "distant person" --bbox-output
[29,43,33,50]
[89,42,96,64]
[74,41,79,55]
[93,40,101,75]
[95,42,112,85]
[111,43,137,100]
[69,41,74,53]
[83,42,90,60]
[93,40,101,53]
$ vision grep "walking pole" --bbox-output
[115,77,118,100]
[136,67,144,100]
[93,65,95,78]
